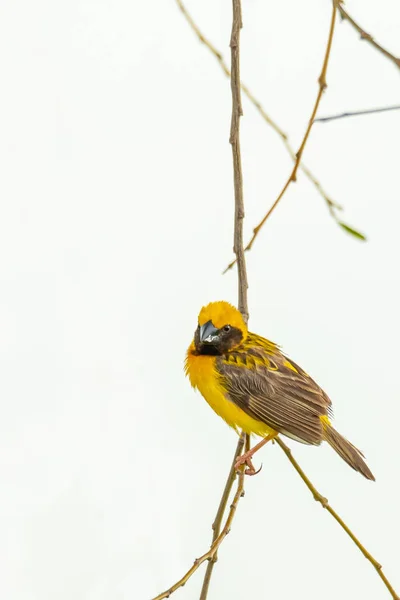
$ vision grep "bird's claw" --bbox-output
[234,455,262,476]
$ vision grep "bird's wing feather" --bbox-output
[216,342,332,445]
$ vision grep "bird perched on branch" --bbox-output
[185,301,374,480]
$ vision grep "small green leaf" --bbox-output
[338,221,367,241]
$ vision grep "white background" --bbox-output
[0,0,399,599]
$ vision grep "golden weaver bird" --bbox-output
[185,301,374,480]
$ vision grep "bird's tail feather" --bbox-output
[322,422,375,481]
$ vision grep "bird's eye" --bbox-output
[223,325,231,333]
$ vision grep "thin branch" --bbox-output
[152,5,250,599]
[338,1,400,70]
[315,104,400,123]
[199,434,246,600]
[200,3,249,597]
[276,437,400,600]
[150,436,246,600]
[229,0,249,324]
[224,1,337,273]
[174,0,338,243]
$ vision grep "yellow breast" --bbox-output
[185,346,275,437]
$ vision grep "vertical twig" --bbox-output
[199,434,245,600]
[150,443,247,600]
[230,0,249,324]
[151,4,250,599]
[200,2,249,598]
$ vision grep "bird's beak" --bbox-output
[199,320,219,343]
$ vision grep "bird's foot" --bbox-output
[234,453,262,476]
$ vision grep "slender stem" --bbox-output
[200,2,249,598]
[150,446,246,600]
[151,4,250,599]
[315,104,400,123]
[229,0,249,324]
[199,434,245,600]
[224,0,338,273]
[337,1,400,70]
[174,0,339,248]
[276,437,400,600]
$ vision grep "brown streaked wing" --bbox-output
[217,348,332,445]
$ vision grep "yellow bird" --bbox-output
[185,301,374,480]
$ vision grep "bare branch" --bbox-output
[174,0,339,246]
[338,1,400,70]
[315,104,400,123]
[152,5,250,598]
[150,435,246,600]
[200,2,249,596]
[199,434,248,599]
[224,1,338,273]
[229,0,248,324]
[276,437,400,600]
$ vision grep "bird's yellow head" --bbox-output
[193,301,247,356]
